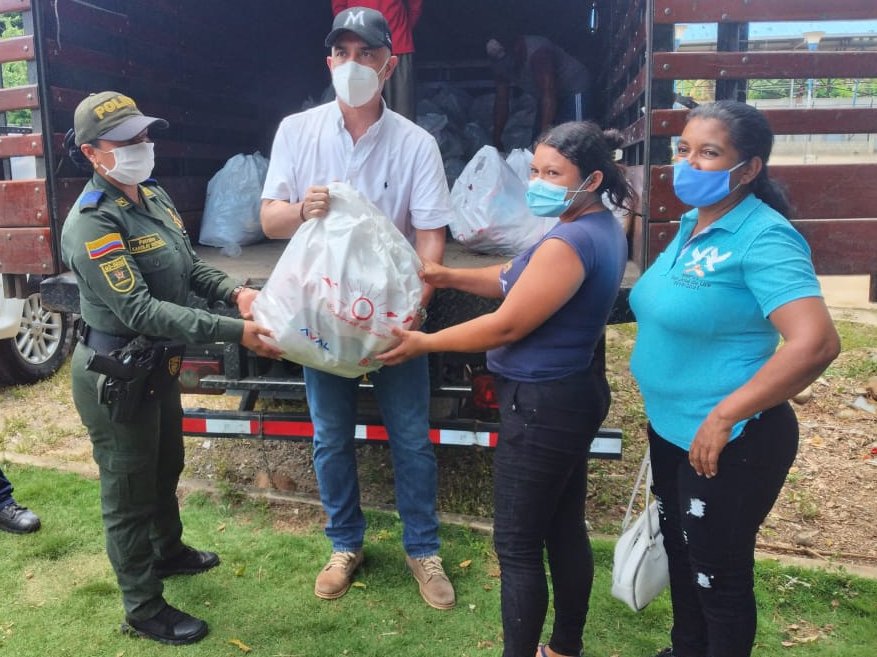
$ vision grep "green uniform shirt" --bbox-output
[61,174,244,343]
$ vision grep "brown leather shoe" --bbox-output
[406,555,455,610]
[314,550,364,600]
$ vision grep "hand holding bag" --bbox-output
[611,447,670,611]
[252,182,424,378]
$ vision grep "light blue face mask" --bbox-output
[672,159,747,207]
[525,175,592,217]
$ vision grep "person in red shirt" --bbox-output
[331,1,422,120]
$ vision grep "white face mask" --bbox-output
[331,57,389,108]
[98,141,155,185]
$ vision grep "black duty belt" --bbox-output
[81,325,133,354]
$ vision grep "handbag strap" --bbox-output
[620,446,655,533]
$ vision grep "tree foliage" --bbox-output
[1,12,30,126]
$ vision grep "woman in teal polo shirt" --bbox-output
[630,101,840,657]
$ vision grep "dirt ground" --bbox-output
[3,321,874,573]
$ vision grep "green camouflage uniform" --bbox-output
[61,173,243,620]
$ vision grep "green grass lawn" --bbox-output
[1,464,875,657]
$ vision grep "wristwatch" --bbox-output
[230,285,245,303]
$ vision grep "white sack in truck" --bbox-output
[449,145,548,256]
[199,152,269,256]
[252,182,423,379]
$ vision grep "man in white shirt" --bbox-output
[260,6,454,610]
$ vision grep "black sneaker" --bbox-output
[121,604,208,645]
[0,502,41,534]
[154,545,220,578]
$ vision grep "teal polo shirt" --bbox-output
[629,194,822,450]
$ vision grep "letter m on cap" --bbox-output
[345,10,366,27]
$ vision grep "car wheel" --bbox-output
[0,292,72,384]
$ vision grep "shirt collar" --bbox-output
[331,98,389,139]
[90,173,140,210]
[681,193,762,235]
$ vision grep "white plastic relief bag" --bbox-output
[199,152,269,255]
[449,145,548,256]
[252,182,423,378]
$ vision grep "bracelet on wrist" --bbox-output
[230,285,245,303]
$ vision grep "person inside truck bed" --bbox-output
[629,101,840,657]
[60,91,282,646]
[331,0,422,120]
[259,7,455,610]
[378,121,634,657]
[0,465,41,534]
[486,35,592,152]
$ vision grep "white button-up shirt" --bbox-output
[262,101,451,243]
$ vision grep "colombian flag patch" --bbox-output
[85,232,125,259]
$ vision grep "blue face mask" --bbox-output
[672,159,747,207]
[525,175,592,217]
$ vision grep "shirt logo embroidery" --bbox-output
[683,245,731,278]
[344,10,366,27]
[85,232,125,259]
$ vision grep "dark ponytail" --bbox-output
[534,121,637,214]
[63,128,92,172]
[687,101,792,217]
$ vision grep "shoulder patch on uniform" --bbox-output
[78,189,105,210]
[114,196,131,208]
[99,256,135,293]
[85,232,125,260]
[128,233,167,254]
[140,185,156,198]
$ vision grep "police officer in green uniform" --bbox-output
[61,91,282,645]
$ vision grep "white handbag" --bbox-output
[611,447,670,611]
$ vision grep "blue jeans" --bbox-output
[493,365,610,657]
[649,403,799,657]
[304,355,440,557]
[0,465,14,509]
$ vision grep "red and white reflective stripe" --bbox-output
[183,415,498,447]
[182,417,260,435]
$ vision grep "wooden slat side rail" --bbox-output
[648,163,877,222]
[618,115,646,148]
[654,0,877,24]
[0,227,54,274]
[0,0,30,14]
[609,34,646,87]
[609,22,647,86]
[48,86,261,137]
[43,40,261,113]
[0,133,43,158]
[651,108,877,137]
[648,220,877,275]
[0,179,48,228]
[0,85,38,112]
[0,34,33,65]
[653,51,877,81]
[158,177,210,212]
[46,2,259,84]
[608,66,647,121]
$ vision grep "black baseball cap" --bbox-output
[325,7,392,50]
